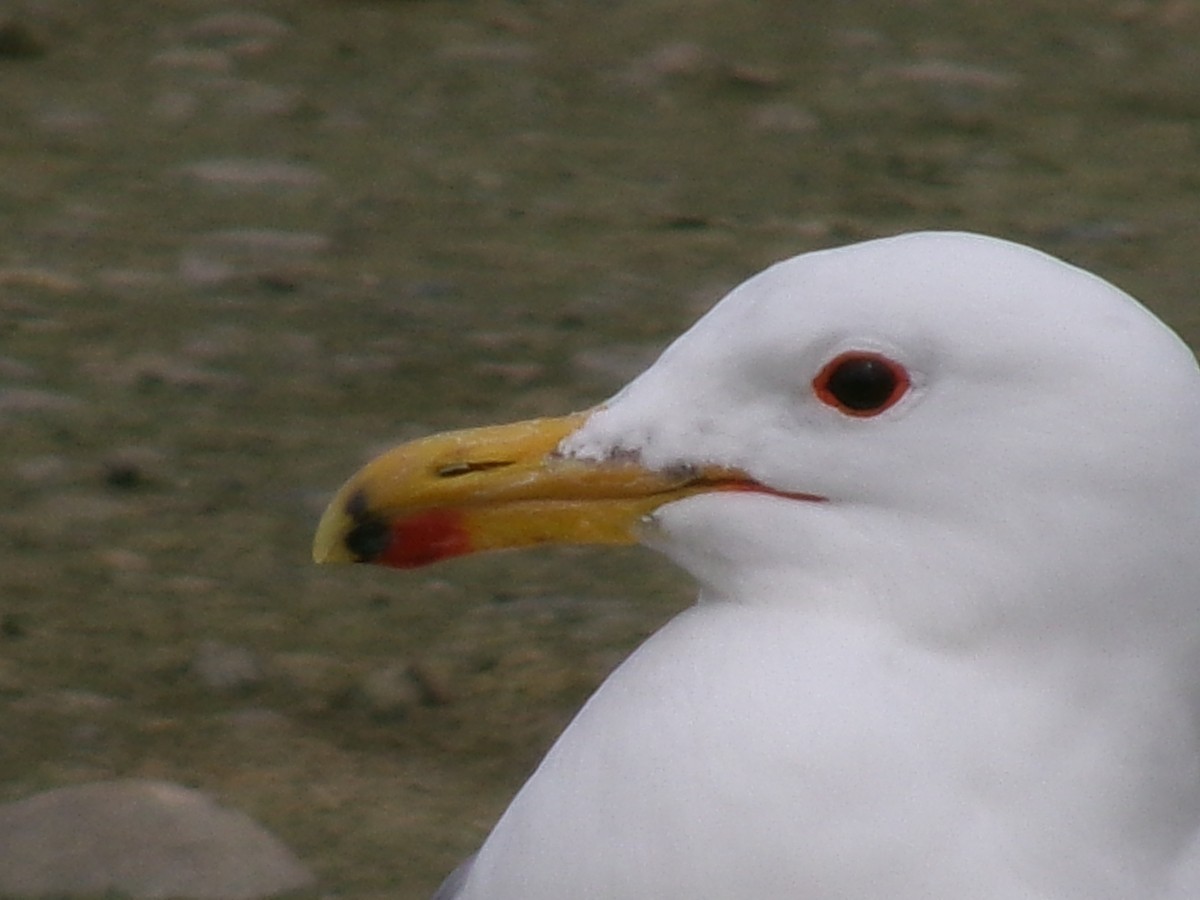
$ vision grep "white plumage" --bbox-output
[432,232,1200,899]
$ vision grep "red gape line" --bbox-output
[716,481,827,504]
[379,509,472,569]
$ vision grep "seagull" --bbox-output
[313,232,1200,900]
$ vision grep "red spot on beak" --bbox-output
[377,509,472,569]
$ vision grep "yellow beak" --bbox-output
[312,411,791,569]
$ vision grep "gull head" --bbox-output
[557,233,1200,642]
[316,231,1200,649]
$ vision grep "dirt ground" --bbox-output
[2,0,1199,897]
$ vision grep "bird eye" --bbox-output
[813,352,910,417]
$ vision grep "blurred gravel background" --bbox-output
[2,1,1199,897]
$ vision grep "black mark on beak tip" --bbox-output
[343,488,390,562]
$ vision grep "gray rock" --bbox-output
[0,779,315,899]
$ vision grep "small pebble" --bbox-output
[181,159,327,193]
[0,19,46,59]
[105,353,244,392]
[62,691,118,712]
[883,59,1019,90]
[101,446,166,491]
[438,40,535,63]
[0,267,84,293]
[407,660,454,706]
[34,107,105,134]
[0,355,37,379]
[639,41,710,78]
[166,575,221,596]
[181,325,251,361]
[96,548,152,575]
[221,708,292,733]
[149,88,201,122]
[218,81,303,118]
[724,62,785,89]
[13,454,68,484]
[173,11,291,57]
[357,662,422,720]
[0,656,21,687]
[148,46,233,73]
[94,269,176,294]
[103,462,144,490]
[191,639,264,694]
[271,652,354,711]
[179,229,329,288]
[0,387,81,417]
[748,102,819,135]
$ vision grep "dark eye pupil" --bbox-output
[826,357,898,411]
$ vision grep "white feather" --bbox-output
[448,232,1200,899]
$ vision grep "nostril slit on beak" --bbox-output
[661,463,699,482]
[436,460,513,478]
